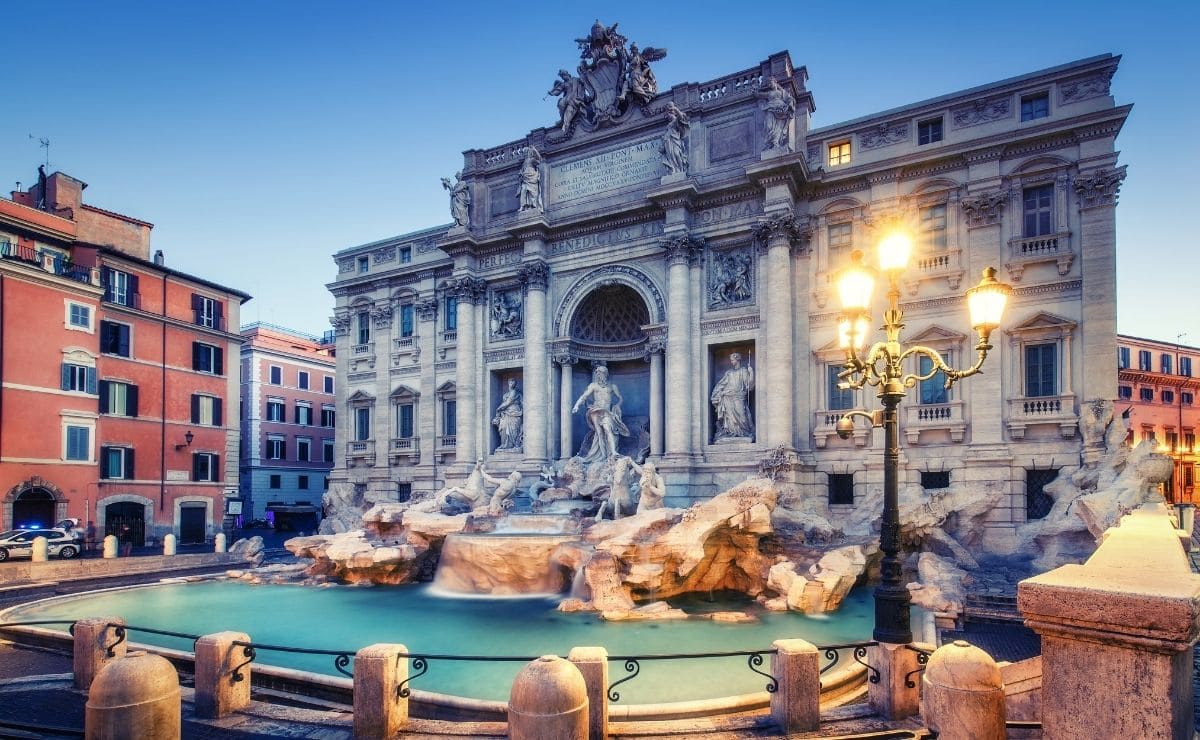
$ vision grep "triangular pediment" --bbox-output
[346,390,376,404]
[390,384,420,400]
[1010,311,1076,332]
[908,324,967,344]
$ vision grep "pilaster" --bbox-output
[755,212,800,449]
[446,276,487,467]
[663,233,701,458]
[960,189,1007,446]
[1073,166,1125,402]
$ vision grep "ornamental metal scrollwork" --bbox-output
[397,656,428,698]
[747,652,778,693]
[606,658,641,703]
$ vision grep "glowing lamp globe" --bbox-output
[966,267,1011,333]
[836,250,875,313]
[877,232,913,273]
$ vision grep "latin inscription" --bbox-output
[549,140,662,204]
[549,220,665,256]
[692,199,762,228]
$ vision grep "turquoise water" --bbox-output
[9,580,875,703]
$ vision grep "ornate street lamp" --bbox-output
[833,232,1011,644]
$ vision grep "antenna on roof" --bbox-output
[28,135,50,170]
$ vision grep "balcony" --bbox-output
[1,242,100,287]
[193,312,228,331]
[902,248,965,295]
[1006,231,1073,282]
[435,434,456,463]
[1007,394,1077,439]
[812,410,869,448]
[388,436,420,464]
[352,342,374,356]
[393,336,415,352]
[346,439,376,466]
[442,329,458,345]
[903,401,966,444]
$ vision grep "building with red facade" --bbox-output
[1117,334,1199,503]
[0,169,249,545]
[238,323,335,532]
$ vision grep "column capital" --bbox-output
[959,190,1007,229]
[553,353,577,366]
[370,302,394,329]
[754,212,810,254]
[518,260,550,292]
[1073,165,1127,210]
[330,312,351,336]
[661,232,703,266]
[441,276,488,304]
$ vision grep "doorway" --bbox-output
[105,502,146,546]
[179,505,206,544]
[12,488,55,529]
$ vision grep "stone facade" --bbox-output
[327,30,1129,551]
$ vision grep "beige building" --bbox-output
[327,29,1129,551]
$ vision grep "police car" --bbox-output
[0,526,82,561]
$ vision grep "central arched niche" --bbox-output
[567,284,651,459]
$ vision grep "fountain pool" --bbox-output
[8,579,877,703]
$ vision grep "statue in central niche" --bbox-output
[571,365,629,463]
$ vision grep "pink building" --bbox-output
[239,323,336,531]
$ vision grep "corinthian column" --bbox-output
[756,214,798,449]
[557,355,576,459]
[449,277,486,465]
[663,233,698,457]
[520,260,550,463]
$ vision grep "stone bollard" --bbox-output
[31,536,48,562]
[73,617,126,690]
[102,535,118,559]
[866,642,920,720]
[568,646,608,740]
[353,643,409,739]
[921,640,1004,740]
[162,533,176,556]
[214,533,227,553]
[508,655,588,740]
[770,638,820,733]
[194,631,252,719]
[85,651,180,740]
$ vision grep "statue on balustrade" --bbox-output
[441,172,470,227]
[661,102,689,175]
[571,365,629,463]
[756,77,796,152]
[711,352,755,441]
[492,378,524,452]
[518,147,543,212]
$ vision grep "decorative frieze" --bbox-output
[371,303,393,329]
[858,121,910,150]
[701,314,761,336]
[707,245,755,309]
[337,258,355,273]
[484,347,525,364]
[435,361,456,373]
[488,287,524,340]
[371,246,397,264]
[414,297,438,322]
[1073,166,1127,210]
[518,260,550,291]
[952,96,1011,129]
[960,191,1007,228]
[1059,69,1115,105]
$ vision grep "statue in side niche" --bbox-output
[711,352,755,441]
[441,172,470,227]
[756,77,796,151]
[661,102,689,175]
[518,147,543,211]
[492,378,524,451]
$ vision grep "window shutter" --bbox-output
[98,381,110,413]
[100,446,111,476]
[61,364,70,390]
[213,398,223,427]
[215,347,224,375]
[212,454,221,481]
[294,405,301,424]
[191,395,200,424]
[118,325,130,357]
[128,385,139,417]
[192,342,201,370]
[86,367,97,395]
[192,453,201,481]
[215,301,224,329]
[125,448,135,479]
[128,274,139,301]
[100,267,112,300]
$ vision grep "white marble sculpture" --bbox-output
[594,455,636,522]
[489,290,522,339]
[756,77,796,152]
[711,352,755,441]
[548,69,585,134]
[518,147,543,211]
[492,379,524,451]
[486,470,524,516]
[571,365,629,462]
[432,459,503,513]
[441,172,470,227]
[661,102,689,175]
[634,459,665,513]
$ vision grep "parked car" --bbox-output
[0,528,82,561]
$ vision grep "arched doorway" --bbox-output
[105,502,146,547]
[12,488,55,529]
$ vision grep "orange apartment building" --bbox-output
[0,169,250,545]
[1117,334,1199,503]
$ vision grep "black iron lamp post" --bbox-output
[833,232,1011,644]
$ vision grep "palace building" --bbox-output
[327,24,1129,549]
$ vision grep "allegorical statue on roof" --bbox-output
[548,21,667,135]
[756,76,797,152]
[441,172,470,227]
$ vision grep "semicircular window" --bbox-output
[570,285,649,344]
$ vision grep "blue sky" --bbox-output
[3,1,1196,344]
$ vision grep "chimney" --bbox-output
[153,250,164,266]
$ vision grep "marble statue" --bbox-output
[595,455,636,522]
[492,378,524,451]
[487,470,524,517]
[518,147,543,211]
[571,365,630,463]
[548,69,585,134]
[633,459,665,513]
[489,290,522,339]
[526,464,559,503]
[710,249,752,306]
[441,172,470,227]
[711,352,755,441]
[625,43,666,105]
[434,458,502,513]
[756,77,796,152]
[661,102,689,175]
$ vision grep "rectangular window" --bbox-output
[100,446,134,480]
[400,247,412,263]
[1167,431,1179,450]
[828,365,854,410]
[323,439,335,463]
[99,380,138,417]
[1183,392,1195,406]
[65,425,90,461]
[355,407,371,441]
[827,222,853,266]
[1161,353,1173,374]
[296,404,313,426]
[918,204,947,252]
[1117,346,1130,369]
[357,256,368,273]
[269,365,282,384]
[1026,468,1059,520]
[828,141,851,166]
[298,475,309,490]
[101,268,138,307]
[297,438,311,462]
[269,474,281,489]
[396,403,414,438]
[917,117,943,145]
[266,399,285,422]
[1117,385,1132,400]
[1163,390,1175,404]
[324,376,334,394]
[1182,357,1193,377]
[192,342,223,375]
[191,395,223,426]
[1022,184,1054,238]
[68,303,91,329]
[99,321,131,357]
[1024,343,1057,397]
[191,294,222,329]
[918,353,949,404]
[1020,92,1049,121]
[1186,431,1196,450]
[443,400,457,437]
[357,312,371,345]
[1139,388,1154,402]
[399,304,414,337]
[445,297,458,331]
[1138,350,1152,371]
[298,371,309,390]
[321,407,336,427]
[828,473,854,505]
[267,437,285,460]
[397,483,412,502]
[61,363,97,394]
[192,452,220,482]
[921,471,951,490]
